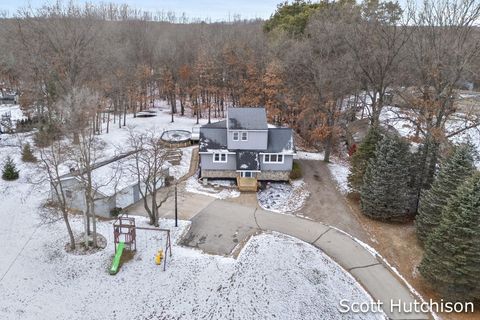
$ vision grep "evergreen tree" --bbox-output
[2,156,20,181]
[419,172,480,301]
[348,126,383,192]
[21,143,37,162]
[415,144,476,243]
[360,134,412,221]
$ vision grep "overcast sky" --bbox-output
[0,0,412,21]
[0,0,280,20]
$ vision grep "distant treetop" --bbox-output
[264,0,403,37]
[263,0,326,37]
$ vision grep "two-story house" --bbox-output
[199,107,295,191]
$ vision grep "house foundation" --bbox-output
[201,169,289,181]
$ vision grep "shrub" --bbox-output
[21,143,37,162]
[110,207,123,217]
[290,161,302,180]
[2,156,20,181]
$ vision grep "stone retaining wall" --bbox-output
[201,169,289,181]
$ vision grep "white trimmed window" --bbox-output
[241,132,248,141]
[213,153,227,163]
[263,154,284,163]
[240,171,255,178]
[233,131,239,141]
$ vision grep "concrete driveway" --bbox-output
[298,159,368,241]
[181,199,429,320]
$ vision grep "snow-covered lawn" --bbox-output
[0,104,27,129]
[257,180,310,213]
[0,155,382,319]
[98,101,221,159]
[294,150,325,160]
[378,105,480,168]
[328,160,351,195]
[0,212,383,320]
[168,146,194,180]
[185,175,240,199]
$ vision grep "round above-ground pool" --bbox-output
[160,129,192,147]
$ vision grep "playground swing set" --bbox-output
[110,214,172,275]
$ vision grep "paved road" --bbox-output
[182,200,430,320]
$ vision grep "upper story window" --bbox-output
[213,153,227,163]
[241,132,248,141]
[263,154,284,163]
[233,132,239,141]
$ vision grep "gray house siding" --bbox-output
[52,176,165,217]
[227,130,268,150]
[94,197,116,216]
[260,154,293,171]
[200,153,237,171]
[53,177,115,217]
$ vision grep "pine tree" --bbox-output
[360,134,412,221]
[2,156,20,181]
[21,143,37,162]
[415,144,476,243]
[348,126,383,191]
[419,172,480,301]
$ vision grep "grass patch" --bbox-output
[289,161,302,180]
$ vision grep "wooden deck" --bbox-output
[237,177,258,192]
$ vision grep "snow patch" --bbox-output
[185,175,240,199]
[328,160,352,195]
[294,151,324,160]
[257,180,310,213]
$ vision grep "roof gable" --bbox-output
[199,127,227,152]
[228,108,268,130]
[266,128,295,154]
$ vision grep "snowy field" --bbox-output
[98,100,221,159]
[378,105,480,167]
[0,104,27,128]
[257,180,310,213]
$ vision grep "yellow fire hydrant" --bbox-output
[155,249,164,265]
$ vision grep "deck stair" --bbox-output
[236,177,258,192]
[165,149,183,165]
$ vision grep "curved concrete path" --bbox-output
[181,199,430,320]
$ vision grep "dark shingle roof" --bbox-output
[202,120,227,129]
[236,151,260,170]
[199,127,227,152]
[266,128,294,153]
[228,108,268,130]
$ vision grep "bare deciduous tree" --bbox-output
[38,139,76,250]
[127,129,171,227]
